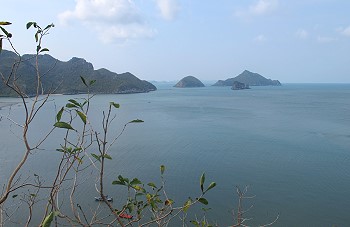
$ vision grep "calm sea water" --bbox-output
[0,84,349,226]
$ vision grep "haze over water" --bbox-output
[1,83,349,226]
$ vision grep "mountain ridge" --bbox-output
[0,50,157,96]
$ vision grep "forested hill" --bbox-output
[0,50,156,96]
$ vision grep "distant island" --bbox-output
[0,50,156,97]
[213,70,281,87]
[174,76,205,88]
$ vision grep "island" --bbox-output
[174,76,205,88]
[0,50,157,96]
[213,70,281,87]
[231,81,250,90]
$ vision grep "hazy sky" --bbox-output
[2,0,350,83]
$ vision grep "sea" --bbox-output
[0,83,349,226]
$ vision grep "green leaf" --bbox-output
[160,165,165,175]
[136,193,144,197]
[12,194,18,198]
[200,172,205,192]
[75,156,83,164]
[102,154,112,160]
[147,182,157,189]
[117,175,129,184]
[133,185,143,191]
[44,24,54,30]
[68,99,81,108]
[39,48,49,53]
[65,103,78,108]
[36,44,40,52]
[118,175,124,182]
[112,180,125,185]
[82,100,88,107]
[130,178,142,186]
[56,107,64,122]
[76,110,87,124]
[91,153,101,162]
[26,22,34,29]
[80,76,87,86]
[124,177,130,184]
[110,102,120,108]
[190,220,200,227]
[42,212,54,227]
[89,80,96,86]
[0,26,9,36]
[54,122,74,130]
[183,199,192,212]
[198,198,208,205]
[0,22,12,26]
[41,211,59,227]
[165,199,174,206]
[72,147,82,153]
[126,202,134,213]
[205,182,216,192]
[35,33,39,43]
[129,119,144,123]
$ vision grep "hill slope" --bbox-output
[0,50,156,96]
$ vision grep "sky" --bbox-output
[2,0,350,83]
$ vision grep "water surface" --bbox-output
[0,84,349,226]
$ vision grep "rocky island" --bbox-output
[0,50,156,96]
[174,76,205,88]
[213,70,281,87]
[231,81,250,90]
